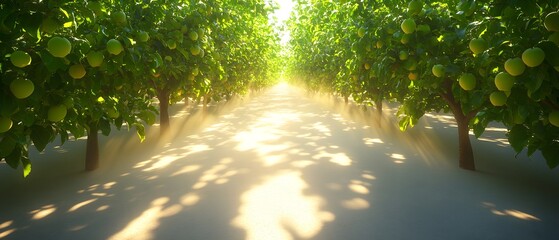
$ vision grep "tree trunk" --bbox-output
[455,115,475,170]
[158,89,170,135]
[440,79,476,171]
[374,99,383,128]
[344,96,349,104]
[85,123,99,171]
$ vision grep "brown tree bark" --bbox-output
[157,89,170,135]
[440,80,477,171]
[85,122,99,171]
[374,99,383,127]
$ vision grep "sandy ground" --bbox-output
[1,83,558,240]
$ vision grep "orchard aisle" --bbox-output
[1,83,558,240]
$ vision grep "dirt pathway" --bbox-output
[1,83,558,240]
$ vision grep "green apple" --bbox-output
[106,39,123,55]
[10,50,31,68]
[48,104,67,122]
[490,91,507,106]
[69,64,86,79]
[458,73,476,90]
[504,57,526,76]
[189,31,199,41]
[432,64,444,77]
[86,51,104,67]
[401,18,416,34]
[522,47,545,67]
[494,72,515,91]
[469,38,488,54]
[0,117,13,133]
[48,36,72,58]
[549,110,559,127]
[545,11,559,32]
[10,78,34,99]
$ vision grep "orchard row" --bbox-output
[287,0,559,170]
[0,0,282,176]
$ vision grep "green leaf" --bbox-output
[22,155,31,177]
[541,143,559,169]
[507,124,529,153]
[0,136,17,157]
[99,119,111,136]
[134,123,146,142]
[5,145,21,169]
[31,125,53,152]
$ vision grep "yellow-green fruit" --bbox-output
[0,117,13,133]
[165,56,172,61]
[549,32,559,45]
[401,18,416,34]
[69,64,86,79]
[504,57,526,76]
[357,27,366,38]
[408,72,418,81]
[432,64,444,77]
[190,46,201,56]
[10,78,34,99]
[521,47,545,67]
[10,50,31,68]
[47,36,72,58]
[544,11,559,32]
[111,11,127,26]
[167,40,176,49]
[458,73,476,90]
[403,58,417,71]
[189,31,199,41]
[549,110,559,127]
[137,31,149,42]
[192,67,199,76]
[376,41,383,48]
[408,0,423,15]
[41,17,59,34]
[490,91,507,106]
[106,39,123,55]
[399,51,409,60]
[494,72,515,91]
[107,108,119,119]
[469,38,488,54]
[86,51,104,67]
[364,63,371,70]
[48,105,67,122]
[401,34,411,44]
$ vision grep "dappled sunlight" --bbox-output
[348,180,370,195]
[363,137,384,146]
[341,198,370,210]
[388,153,406,164]
[232,171,334,240]
[312,150,352,166]
[30,204,57,220]
[109,197,183,240]
[141,144,212,172]
[482,202,540,221]
[68,199,98,212]
[0,221,15,239]
[171,164,201,176]
[191,158,242,190]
